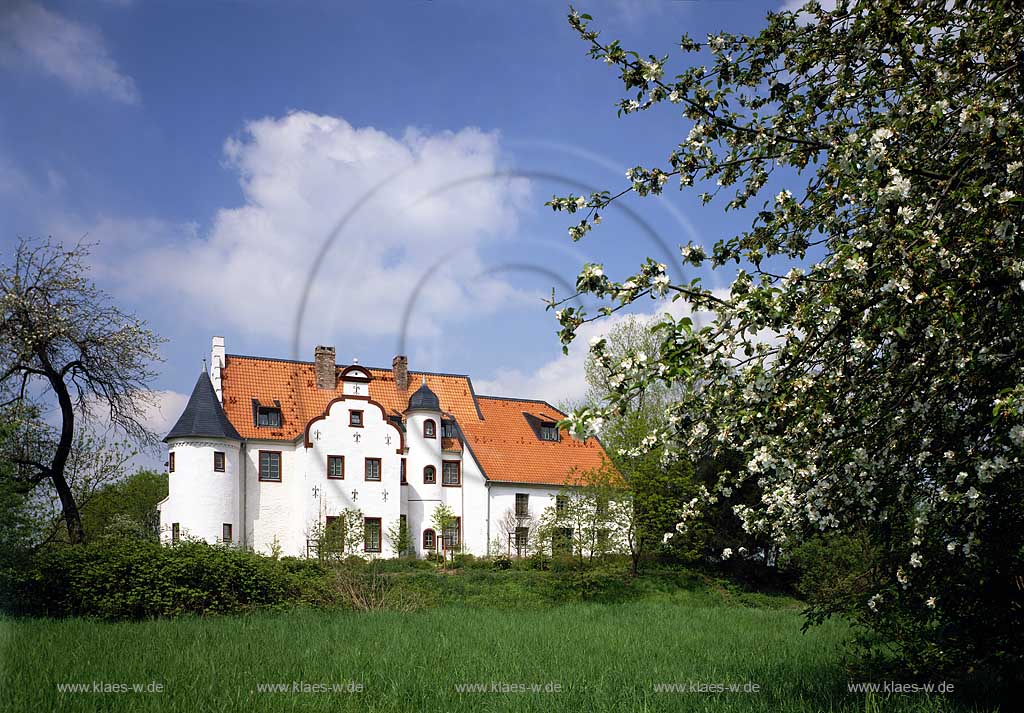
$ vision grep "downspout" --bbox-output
[240,441,248,549]
[485,480,491,557]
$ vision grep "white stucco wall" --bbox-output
[159,438,240,545]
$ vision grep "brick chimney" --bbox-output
[393,355,409,391]
[314,346,336,389]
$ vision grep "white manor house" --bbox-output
[158,337,611,558]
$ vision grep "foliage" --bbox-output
[78,470,167,541]
[431,503,458,568]
[549,0,1024,684]
[386,517,413,558]
[0,538,303,620]
[308,507,364,560]
[0,238,164,542]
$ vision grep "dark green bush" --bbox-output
[491,555,512,570]
[0,538,305,621]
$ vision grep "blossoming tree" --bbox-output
[548,0,1023,681]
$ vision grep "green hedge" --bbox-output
[0,539,305,620]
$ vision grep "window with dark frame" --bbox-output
[423,419,436,438]
[213,451,225,472]
[257,407,282,428]
[553,526,573,556]
[259,451,282,482]
[400,458,407,484]
[515,526,529,555]
[222,523,232,543]
[442,460,461,486]
[327,455,344,479]
[364,457,382,481]
[555,494,568,514]
[442,517,461,550]
[515,493,529,517]
[423,465,436,484]
[423,528,436,550]
[171,522,180,544]
[441,420,456,438]
[364,517,382,553]
[349,410,363,427]
[168,452,175,473]
[540,422,559,441]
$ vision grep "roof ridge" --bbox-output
[225,353,471,378]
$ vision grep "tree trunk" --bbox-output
[42,355,84,543]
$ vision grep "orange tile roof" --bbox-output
[219,354,612,485]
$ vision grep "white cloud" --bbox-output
[89,111,532,348]
[0,2,139,104]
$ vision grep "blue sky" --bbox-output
[0,0,782,437]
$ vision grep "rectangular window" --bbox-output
[364,458,382,482]
[555,494,568,514]
[213,451,225,472]
[442,516,461,550]
[515,526,529,555]
[327,455,345,479]
[168,452,175,473]
[442,460,461,486]
[171,522,180,544]
[400,458,407,485]
[222,523,232,543]
[349,410,363,427]
[540,422,559,441]
[515,493,529,518]
[259,451,282,482]
[553,527,573,556]
[364,517,382,553]
[441,420,456,438]
[257,408,282,427]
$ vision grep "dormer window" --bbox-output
[540,422,559,441]
[441,420,456,438]
[257,406,282,428]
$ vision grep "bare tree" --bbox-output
[0,239,163,543]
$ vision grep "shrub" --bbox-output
[491,555,512,571]
[0,538,304,621]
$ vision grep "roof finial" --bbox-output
[422,374,427,386]
[353,356,359,365]
[202,357,207,374]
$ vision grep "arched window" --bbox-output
[423,419,436,439]
[423,465,436,484]
[423,529,436,550]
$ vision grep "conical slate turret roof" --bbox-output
[407,377,440,411]
[164,371,242,441]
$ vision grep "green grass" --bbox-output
[0,579,993,713]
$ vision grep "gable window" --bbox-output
[540,422,559,441]
[364,517,382,553]
[327,455,345,479]
[168,452,175,473]
[400,458,407,485]
[364,458,382,482]
[423,419,436,439]
[515,493,529,518]
[171,522,180,544]
[442,517,461,550]
[442,460,461,487]
[257,407,282,428]
[555,494,568,515]
[441,420,456,438]
[222,523,233,543]
[213,451,225,472]
[349,410,363,427]
[259,450,282,482]
[423,528,436,550]
[423,465,436,484]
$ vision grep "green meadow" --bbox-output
[0,576,992,713]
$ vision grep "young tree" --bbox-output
[550,1,1023,681]
[0,239,163,543]
[386,517,414,558]
[431,503,457,568]
[533,464,628,563]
